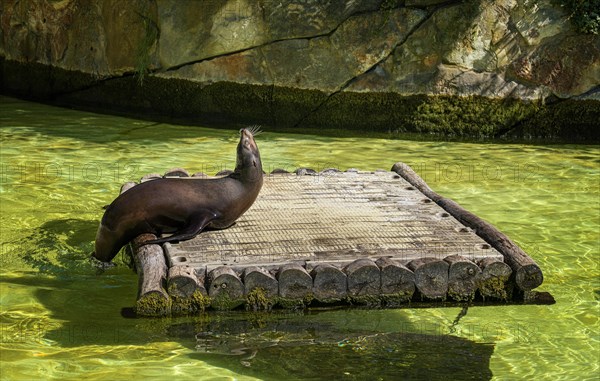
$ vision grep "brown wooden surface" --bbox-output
[376,257,415,299]
[277,263,312,300]
[165,170,504,268]
[311,264,347,300]
[408,257,449,300]
[445,255,481,301]
[392,162,543,291]
[131,233,169,316]
[479,257,513,300]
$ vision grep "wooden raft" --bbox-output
[123,162,546,316]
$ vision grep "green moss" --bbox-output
[210,291,245,311]
[170,289,211,315]
[411,95,541,137]
[447,289,475,303]
[2,57,596,142]
[276,293,315,310]
[480,277,510,301]
[245,287,274,311]
[380,292,413,307]
[510,99,600,142]
[299,92,542,139]
[135,292,171,317]
[347,294,382,307]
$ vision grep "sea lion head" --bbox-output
[235,126,263,181]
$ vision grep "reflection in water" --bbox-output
[168,312,494,380]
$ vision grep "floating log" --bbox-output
[207,266,245,310]
[444,255,481,302]
[345,259,381,297]
[131,234,170,316]
[311,264,347,302]
[478,258,513,300]
[167,265,208,314]
[320,168,341,175]
[376,257,415,303]
[277,263,313,303]
[243,266,278,298]
[392,162,543,291]
[243,266,278,311]
[408,257,449,301]
[164,167,190,177]
[192,172,208,178]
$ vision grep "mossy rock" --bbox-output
[508,99,600,142]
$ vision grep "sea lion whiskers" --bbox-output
[246,125,262,136]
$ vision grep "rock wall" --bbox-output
[1,0,598,141]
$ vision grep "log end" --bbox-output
[312,264,347,302]
[207,267,245,310]
[277,264,313,300]
[516,264,544,291]
[479,260,513,301]
[345,259,381,297]
[136,291,171,317]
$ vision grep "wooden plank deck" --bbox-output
[120,163,548,316]
[164,170,503,269]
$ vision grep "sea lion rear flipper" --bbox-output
[144,211,218,245]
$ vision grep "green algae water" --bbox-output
[0,96,598,380]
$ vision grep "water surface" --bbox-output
[0,96,598,380]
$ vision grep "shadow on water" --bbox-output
[17,218,99,275]
[4,263,495,379]
[170,311,495,380]
[3,218,495,379]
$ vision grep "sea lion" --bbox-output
[92,127,263,262]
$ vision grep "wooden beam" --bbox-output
[393,162,543,291]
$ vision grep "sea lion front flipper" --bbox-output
[144,211,218,245]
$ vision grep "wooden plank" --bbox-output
[164,171,505,269]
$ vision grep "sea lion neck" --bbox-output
[232,128,263,184]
